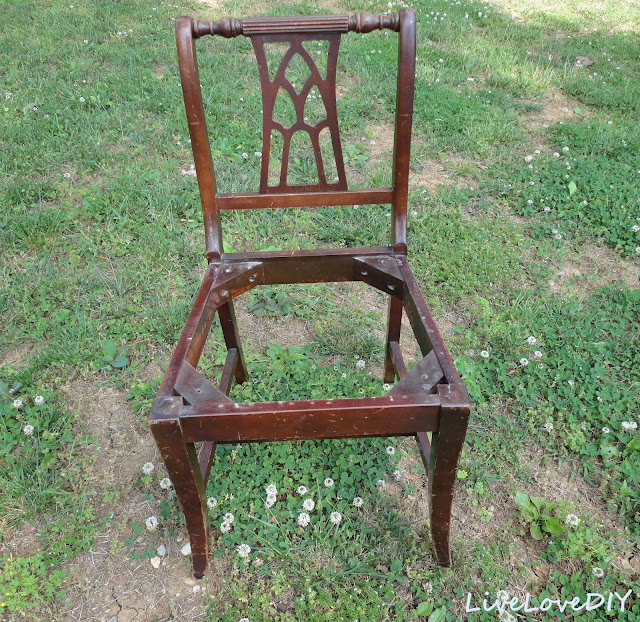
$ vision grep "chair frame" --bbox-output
[150,9,470,579]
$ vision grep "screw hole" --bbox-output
[388,283,395,291]
[249,274,256,282]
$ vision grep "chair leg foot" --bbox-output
[151,416,210,577]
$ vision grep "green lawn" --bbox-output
[1,0,639,620]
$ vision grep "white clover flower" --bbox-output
[527,336,537,345]
[383,383,391,391]
[480,350,490,358]
[160,477,172,489]
[562,146,569,152]
[23,424,34,436]
[376,479,386,489]
[353,497,364,507]
[220,521,232,533]
[355,359,366,370]
[544,422,554,432]
[265,494,276,508]
[519,358,529,367]
[565,513,579,527]
[302,498,315,512]
[206,497,217,508]
[524,155,533,162]
[63,172,71,178]
[592,566,604,577]
[298,512,311,527]
[240,618,249,622]
[145,516,159,531]
[568,379,574,386]
[553,152,560,158]
[265,484,277,496]
[324,478,334,488]
[253,557,263,567]
[142,462,154,475]
[254,151,262,157]
[242,152,248,160]
[386,446,395,456]
[34,395,44,404]
[555,233,563,240]
[330,511,342,525]
[632,224,640,232]
[13,399,23,408]
[224,512,235,524]
[237,543,251,559]
[297,485,308,496]
[533,351,543,359]
[622,421,638,430]
[636,247,640,255]
[79,97,85,102]
[602,427,610,434]
[543,206,551,212]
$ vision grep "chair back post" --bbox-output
[176,16,223,261]
[391,9,416,255]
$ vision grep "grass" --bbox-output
[1,0,639,619]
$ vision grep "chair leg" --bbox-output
[427,386,470,566]
[384,296,403,383]
[151,417,209,578]
[218,300,248,384]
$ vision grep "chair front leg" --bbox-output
[151,417,209,578]
[428,385,470,566]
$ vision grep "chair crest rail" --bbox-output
[192,12,401,38]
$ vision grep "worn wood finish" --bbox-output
[215,188,393,210]
[428,385,470,566]
[180,394,440,443]
[151,8,470,577]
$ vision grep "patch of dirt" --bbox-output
[3,521,39,559]
[0,342,35,367]
[57,380,210,621]
[549,243,640,294]
[522,89,587,130]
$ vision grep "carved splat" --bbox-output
[252,34,348,193]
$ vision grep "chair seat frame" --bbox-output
[150,9,470,579]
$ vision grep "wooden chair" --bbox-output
[151,9,470,578]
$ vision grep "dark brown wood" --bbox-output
[391,10,416,254]
[176,17,222,261]
[197,348,238,484]
[192,13,400,39]
[388,350,444,397]
[152,9,469,578]
[388,340,408,379]
[151,416,208,578]
[215,188,393,210]
[252,33,347,193]
[217,301,247,384]
[384,297,403,383]
[179,394,440,443]
[398,256,462,384]
[429,384,470,566]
